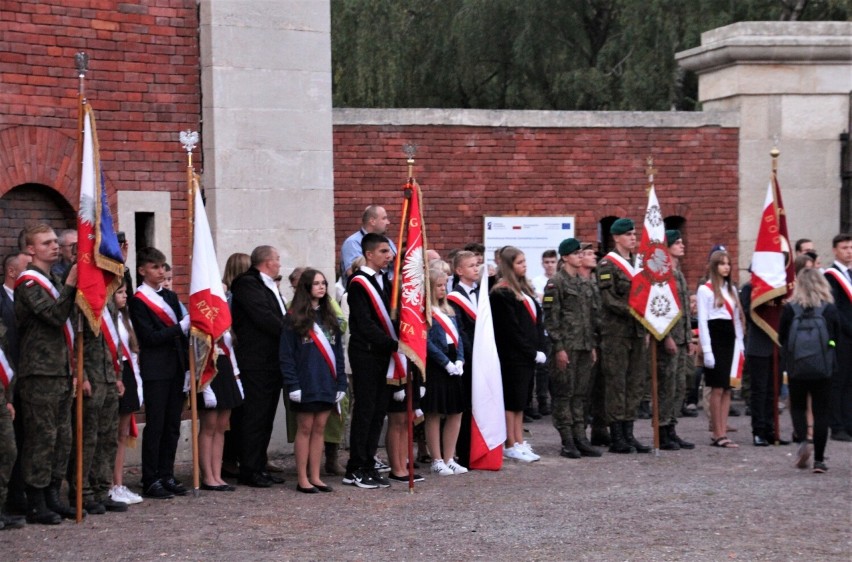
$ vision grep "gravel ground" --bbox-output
[3,400,850,561]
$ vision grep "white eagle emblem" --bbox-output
[401,247,424,309]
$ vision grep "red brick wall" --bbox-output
[333,125,740,289]
[0,0,200,294]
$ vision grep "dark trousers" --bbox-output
[790,378,831,462]
[238,369,280,476]
[747,355,779,438]
[222,404,242,467]
[829,336,852,433]
[141,377,184,488]
[346,350,390,473]
[455,367,473,465]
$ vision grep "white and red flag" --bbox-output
[396,180,430,377]
[749,177,794,344]
[629,184,682,340]
[189,175,231,390]
[470,262,505,471]
[76,103,124,334]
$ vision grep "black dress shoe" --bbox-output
[161,478,188,496]
[239,473,273,488]
[296,484,319,494]
[143,481,175,499]
[753,435,770,447]
[766,435,791,446]
[201,483,231,492]
[261,471,285,484]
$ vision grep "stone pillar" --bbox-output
[677,22,852,272]
[199,0,335,284]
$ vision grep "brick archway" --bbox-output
[0,125,78,203]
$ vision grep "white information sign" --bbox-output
[483,216,576,281]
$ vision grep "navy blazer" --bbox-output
[427,313,465,368]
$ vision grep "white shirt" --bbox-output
[696,282,744,354]
[3,284,13,302]
[532,274,551,303]
[833,260,852,282]
[360,265,383,290]
[260,271,287,316]
[456,281,477,310]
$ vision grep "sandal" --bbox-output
[711,436,739,448]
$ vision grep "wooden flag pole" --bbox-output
[770,146,781,444]
[74,52,89,524]
[650,343,661,453]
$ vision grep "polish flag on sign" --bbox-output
[189,175,231,390]
[469,262,505,471]
[749,177,793,345]
[629,184,682,341]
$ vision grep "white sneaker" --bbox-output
[518,441,541,461]
[504,443,534,462]
[111,485,143,505]
[431,459,453,476]
[446,459,468,475]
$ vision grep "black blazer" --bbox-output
[347,269,397,357]
[0,287,19,368]
[825,265,852,339]
[491,286,545,371]
[449,283,478,365]
[230,267,286,372]
[128,287,188,381]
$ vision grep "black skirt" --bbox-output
[198,355,244,411]
[705,319,735,389]
[290,401,334,413]
[501,360,535,412]
[421,344,465,415]
[118,361,140,415]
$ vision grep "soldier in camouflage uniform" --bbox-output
[68,306,127,514]
[655,230,695,450]
[578,244,610,446]
[0,320,26,529]
[597,218,651,454]
[15,224,78,524]
[543,238,602,459]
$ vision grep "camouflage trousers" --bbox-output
[18,376,73,489]
[601,336,646,423]
[657,343,690,426]
[550,349,594,443]
[0,390,16,506]
[69,378,119,502]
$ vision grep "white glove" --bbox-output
[335,391,345,403]
[289,390,302,403]
[703,351,715,370]
[236,378,245,399]
[419,386,426,398]
[414,408,424,419]
[535,351,547,365]
[202,385,217,408]
[445,361,459,375]
[454,360,464,374]
[179,315,190,335]
[393,389,405,402]
[182,371,191,393]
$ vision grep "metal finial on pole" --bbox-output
[75,52,89,100]
[180,130,199,168]
[403,143,417,179]
[770,145,780,173]
[646,156,657,195]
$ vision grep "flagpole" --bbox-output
[644,158,661,454]
[391,145,416,318]
[770,146,781,445]
[74,51,89,524]
[181,131,201,496]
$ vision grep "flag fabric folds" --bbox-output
[469,263,505,471]
[629,185,682,341]
[76,103,124,334]
[749,177,794,345]
[188,175,232,390]
[396,180,430,376]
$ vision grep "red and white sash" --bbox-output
[117,311,143,406]
[431,310,459,347]
[15,270,74,359]
[101,312,122,375]
[704,282,745,387]
[135,284,178,326]
[309,323,337,380]
[825,266,852,303]
[350,275,407,380]
[0,347,13,390]
[521,292,538,323]
[605,251,637,279]
[447,291,477,320]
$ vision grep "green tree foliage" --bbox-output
[331,0,849,110]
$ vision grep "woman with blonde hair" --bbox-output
[490,246,546,462]
[779,268,839,473]
[697,250,745,448]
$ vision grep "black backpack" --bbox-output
[785,304,834,379]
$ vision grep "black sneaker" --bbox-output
[342,469,379,489]
[161,477,188,496]
[373,457,391,474]
[812,461,828,474]
[388,473,425,483]
[369,469,391,488]
[143,481,175,499]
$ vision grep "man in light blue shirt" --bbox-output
[340,205,397,278]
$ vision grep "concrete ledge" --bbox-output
[333,108,739,128]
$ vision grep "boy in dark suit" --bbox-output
[128,247,189,499]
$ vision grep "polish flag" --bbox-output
[469,262,505,471]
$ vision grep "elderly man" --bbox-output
[230,245,287,487]
[340,205,397,276]
[50,230,77,280]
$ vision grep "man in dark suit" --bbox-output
[230,245,287,488]
[825,233,852,441]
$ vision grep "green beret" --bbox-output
[665,229,681,246]
[558,238,581,256]
[610,218,634,235]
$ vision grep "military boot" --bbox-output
[659,425,680,450]
[560,437,581,459]
[25,487,60,525]
[637,400,652,419]
[668,425,695,450]
[5,487,28,515]
[623,421,651,453]
[590,425,611,447]
[45,481,78,520]
[608,423,635,454]
[574,436,603,457]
